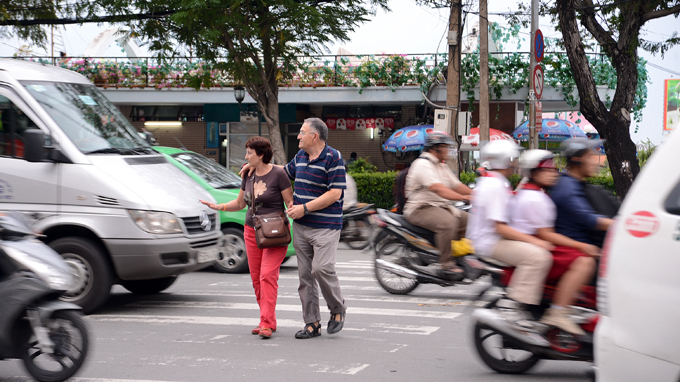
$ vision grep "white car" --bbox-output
[596,130,680,381]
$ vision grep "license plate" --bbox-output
[197,248,218,263]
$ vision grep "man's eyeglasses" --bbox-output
[299,131,317,137]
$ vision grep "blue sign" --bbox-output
[535,29,544,63]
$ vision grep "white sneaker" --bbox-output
[496,298,536,331]
[540,307,586,336]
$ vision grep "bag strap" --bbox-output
[250,175,257,215]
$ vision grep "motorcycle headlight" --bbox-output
[128,210,183,234]
[2,245,73,291]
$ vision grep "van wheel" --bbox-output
[213,228,249,273]
[49,237,112,314]
[121,276,178,294]
[281,256,292,265]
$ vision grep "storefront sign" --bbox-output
[326,117,395,130]
[535,102,543,132]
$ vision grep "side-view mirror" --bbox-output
[23,129,46,163]
[23,129,71,163]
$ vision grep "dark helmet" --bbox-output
[561,138,603,161]
[425,130,455,149]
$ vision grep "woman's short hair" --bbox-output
[245,136,273,164]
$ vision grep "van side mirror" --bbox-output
[23,129,46,163]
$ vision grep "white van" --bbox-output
[596,129,680,380]
[0,59,221,313]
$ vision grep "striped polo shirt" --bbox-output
[284,144,346,229]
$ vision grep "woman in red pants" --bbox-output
[201,137,293,339]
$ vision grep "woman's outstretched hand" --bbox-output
[200,199,220,211]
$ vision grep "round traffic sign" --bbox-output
[535,29,544,63]
[533,65,544,100]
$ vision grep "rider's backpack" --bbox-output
[393,166,411,214]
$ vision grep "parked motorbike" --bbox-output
[370,205,482,295]
[341,203,376,250]
[471,256,598,374]
[0,212,89,382]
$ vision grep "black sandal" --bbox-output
[295,322,321,339]
[327,312,345,334]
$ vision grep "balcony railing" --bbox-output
[5,52,608,93]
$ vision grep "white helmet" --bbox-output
[520,150,555,177]
[481,140,521,170]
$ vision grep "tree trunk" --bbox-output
[556,0,641,199]
[264,94,287,166]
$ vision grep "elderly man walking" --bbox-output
[284,118,347,339]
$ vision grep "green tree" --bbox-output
[510,0,680,199]
[0,0,64,47]
[79,0,389,165]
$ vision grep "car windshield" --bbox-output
[171,152,242,189]
[22,82,152,154]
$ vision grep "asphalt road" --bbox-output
[0,246,593,382]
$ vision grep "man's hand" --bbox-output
[580,243,601,258]
[238,163,254,178]
[533,238,555,252]
[200,199,220,211]
[287,204,305,219]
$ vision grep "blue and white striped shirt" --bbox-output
[284,144,346,229]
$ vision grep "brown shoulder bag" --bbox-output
[250,175,292,249]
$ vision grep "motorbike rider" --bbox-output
[467,141,553,331]
[510,150,599,335]
[550,138,613,244]
[403,131,472,279]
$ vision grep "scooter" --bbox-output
[470,256,598,374]
[0,212,89,382]
[340,203,376,250]
[370,206,482,295]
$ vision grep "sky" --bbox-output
[1,0,678,145]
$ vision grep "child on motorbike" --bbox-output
[511,150,599,335]
[467,141,553,332]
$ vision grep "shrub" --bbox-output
[348,157,378,173]
[352,171,397,209]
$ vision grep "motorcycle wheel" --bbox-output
[21,310,89,382]
[346,218,372,250]
[374,240,419,295]
[473,321,540,374]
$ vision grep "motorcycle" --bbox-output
[0,212,89,382]
[470,256,598,374]
[341,203,376,250]
[370,205,482,295]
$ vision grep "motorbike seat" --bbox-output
[384,211,436,244]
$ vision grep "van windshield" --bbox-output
[171,152,242,189]
[22,82,152,154]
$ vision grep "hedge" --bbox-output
[350,171,616,209]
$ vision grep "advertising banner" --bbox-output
[326,117,395,130]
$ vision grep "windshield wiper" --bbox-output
[85,146,154,155]
[217,183,242,189]
[85,147,124,154]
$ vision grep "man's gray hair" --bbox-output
[304,117,328,141]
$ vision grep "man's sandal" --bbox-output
[327,312,345,334]
[295,322,321,339]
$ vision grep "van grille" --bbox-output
[96,196,120,206]
[182,214,216,235]
[190,238,219,249]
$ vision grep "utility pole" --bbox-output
[446,0,462,175]
[529,0,539,149]
[479,0,490,144]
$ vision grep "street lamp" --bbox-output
[234,85,246,105]
[233,84,262,136]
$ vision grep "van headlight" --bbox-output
[128,210,183,234]
[2,245,73,291]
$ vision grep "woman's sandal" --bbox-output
[295,322,321,339]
